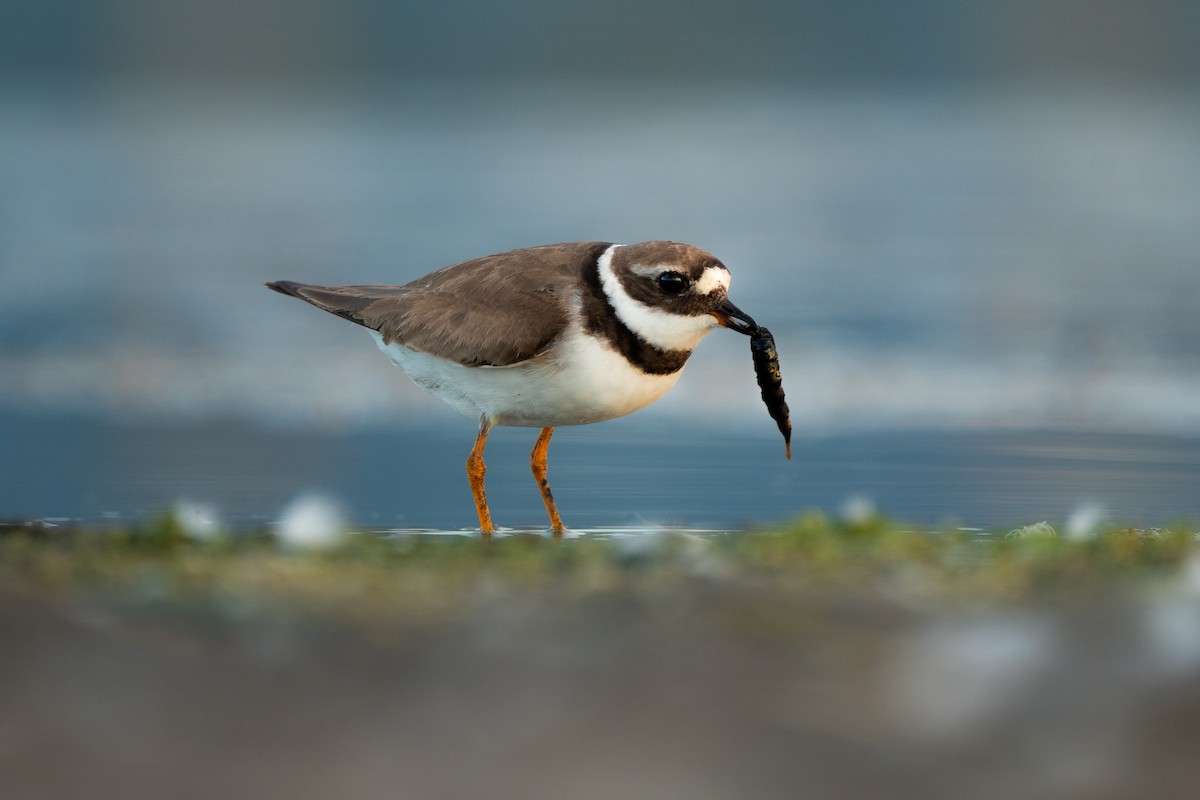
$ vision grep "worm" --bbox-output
[749,326,792,460]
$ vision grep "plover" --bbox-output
[267,240,773,534]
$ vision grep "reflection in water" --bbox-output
[373,526,736,539]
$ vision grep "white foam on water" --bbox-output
[277,494,345,549]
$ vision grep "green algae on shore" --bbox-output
[2,515,1196,630]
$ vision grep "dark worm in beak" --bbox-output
[712,299,792,459]
[748,326,792,459]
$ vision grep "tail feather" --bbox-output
[265,280,377,327]
[265,280,307,299]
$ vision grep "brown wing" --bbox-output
[267,242,611,367]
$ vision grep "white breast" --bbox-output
[369,324,683,428]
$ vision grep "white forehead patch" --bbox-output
[597,245,719,352]
[695,265,731,296]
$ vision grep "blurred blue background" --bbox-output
[2,0,1199,527]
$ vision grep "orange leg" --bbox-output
[530,427,565,535]
[466,419,495,535]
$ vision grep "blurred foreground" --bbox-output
[4,520,1200,799]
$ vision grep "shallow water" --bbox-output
[4,411,1198,529]
[373,527,738,539]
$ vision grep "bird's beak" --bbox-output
[710,298,758,336]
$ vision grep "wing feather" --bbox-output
[267,242,610,367]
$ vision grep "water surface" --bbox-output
[4,412,1197,529]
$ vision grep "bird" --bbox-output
[267,240,763,535]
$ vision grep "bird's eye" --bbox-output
[657,271,689,295]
